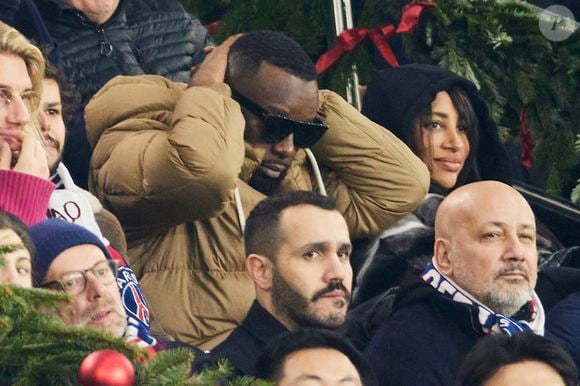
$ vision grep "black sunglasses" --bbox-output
[230,88,327,148]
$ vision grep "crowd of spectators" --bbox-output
[0,1,579,384]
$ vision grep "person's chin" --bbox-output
[315,309,347,328]
[431,174,458,190]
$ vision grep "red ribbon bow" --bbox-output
[519,110,534,169]
[316,1,436,74]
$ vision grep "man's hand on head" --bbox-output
[0,133,49,179]
[190,34,242,87]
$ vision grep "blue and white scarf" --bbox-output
[422,259,544,336]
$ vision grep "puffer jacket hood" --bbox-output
[362,64,512,187]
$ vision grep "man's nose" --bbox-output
[503,235,526,261]
[271,133,295,158]
[323,254,347,283]
[85,273,107,300]
[6,96,30,127]
[38,110,50,133]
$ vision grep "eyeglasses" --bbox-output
[230,88,328,148]
[0,87,40,111]
[42,260,118,295]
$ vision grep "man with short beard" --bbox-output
[363,181,545,386]
[208,191,353,376]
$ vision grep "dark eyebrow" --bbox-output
[431,111,449,119]
[296,374,322,382]
[294,374,357,383]
[300,241,330,253]
[338,243,353,254]
[43,101,63,110]
[299,241,352,252]
[518,224,536,232]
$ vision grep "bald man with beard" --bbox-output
[363,181,546,386]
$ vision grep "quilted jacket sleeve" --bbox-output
[313,90,430,239]
[85,75,245,227]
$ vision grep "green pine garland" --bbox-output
[0,253,269,384]
[183,0,579,200]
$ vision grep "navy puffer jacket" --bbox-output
[36,0,211,104]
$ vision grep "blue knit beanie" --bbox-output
[28,219,112,286]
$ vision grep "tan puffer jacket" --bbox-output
[85,75,429,349]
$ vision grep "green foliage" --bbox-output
[0,284,146,384]
[137,348,194,385]
[183,0,580,199]
[0,275,265,384]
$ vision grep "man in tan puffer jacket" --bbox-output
[84,31,430,350]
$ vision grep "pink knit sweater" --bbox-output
[0,170,56,226]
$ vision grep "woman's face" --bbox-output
[0,228,32,288]
[415,91,470,189]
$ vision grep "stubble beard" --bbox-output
[453,262,534,317]
[481,279,533,317]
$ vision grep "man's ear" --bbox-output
[246,253,272,291]
[434,238,453,276]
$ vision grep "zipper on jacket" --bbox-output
[75,11,114,57]
[97,27,114,57]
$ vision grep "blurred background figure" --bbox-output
[255,329,377,386]
[458,332,577,386]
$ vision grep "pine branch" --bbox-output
[137,348,195,385]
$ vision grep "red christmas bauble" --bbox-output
[78,350,135,386]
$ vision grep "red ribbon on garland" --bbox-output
[519,110,534,169]
[316,1,437,74]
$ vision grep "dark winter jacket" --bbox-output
[33,0,210,186]
[546,290,580,372]
[539,266,580,372]
[0,0,61,65]
[362,282,484,386]
[210,301,289,376]
[35,0,211,105]
[352,194,442,305]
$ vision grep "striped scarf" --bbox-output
[422,259,544,336]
